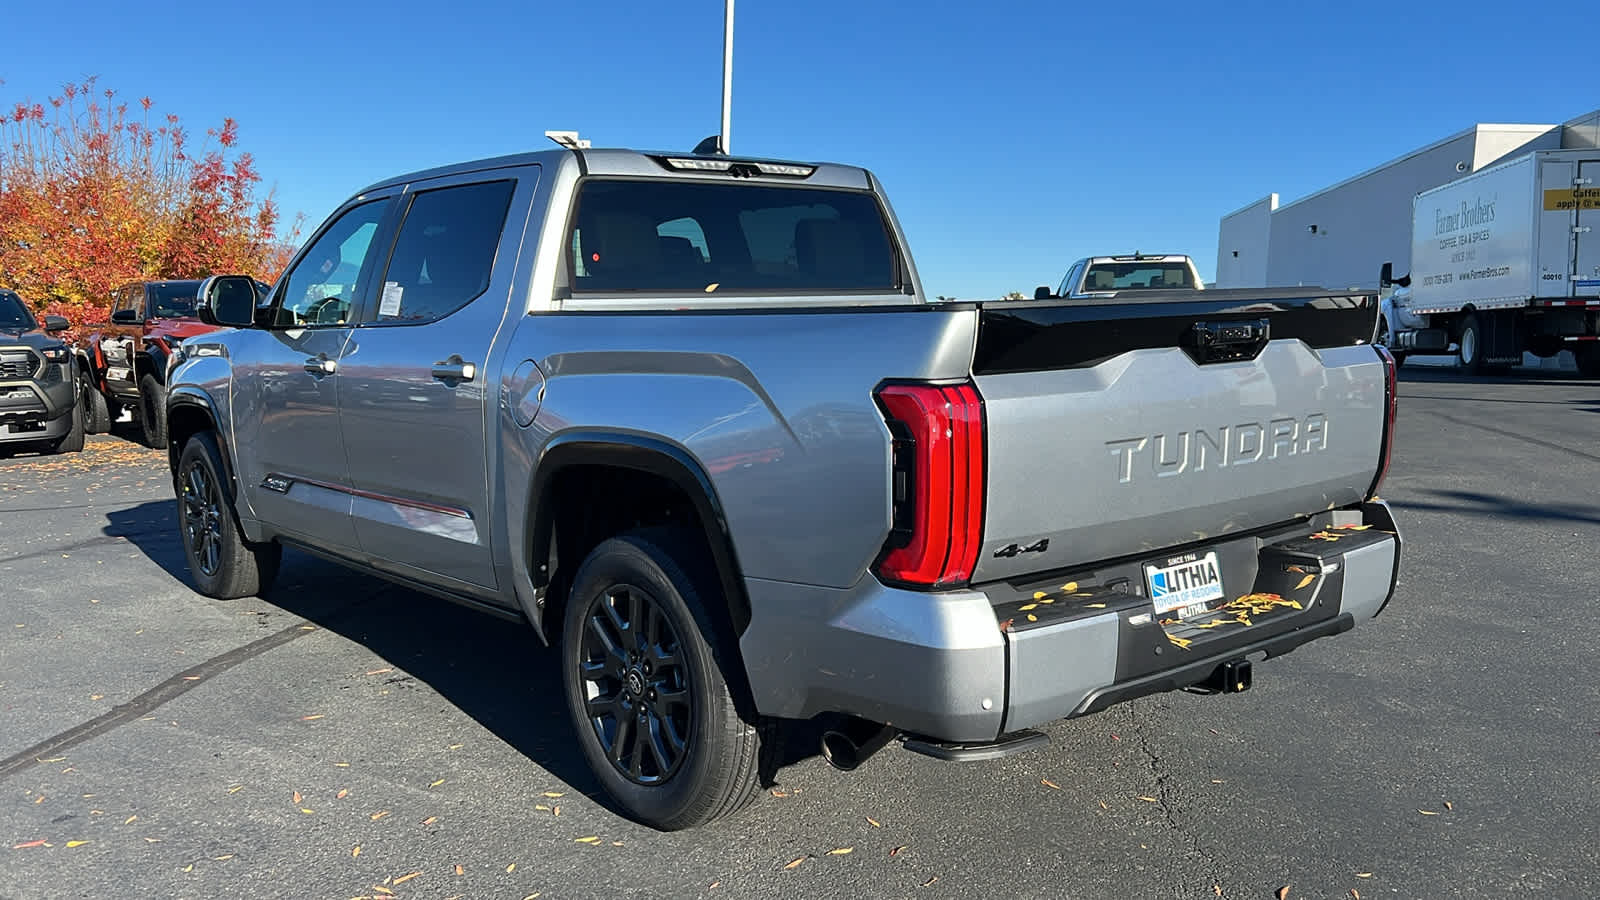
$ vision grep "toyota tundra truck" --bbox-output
[164,144,1403,830]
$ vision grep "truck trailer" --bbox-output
[1379,148,1600,375]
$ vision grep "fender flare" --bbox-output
[166,387,239,500]
[527,431,751,637]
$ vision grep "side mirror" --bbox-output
[196,275,259,328]
[1034,286,1052,300]
[1379,262,1393,288]
[43,315,70,333]
[111,308,141,325]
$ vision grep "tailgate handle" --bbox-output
[1187,319,1270,364]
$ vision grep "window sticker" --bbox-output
[379,281,404,317]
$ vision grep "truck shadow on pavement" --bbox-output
[1390,488,1600,527]
[104,500,820,811]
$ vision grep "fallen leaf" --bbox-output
[454,864,464,876]
[535,804,550,811]
[522,895,541,900]
[292,791,302,804]
[542,791,564,798]
[575,836,601,844]
[336,789,349,800]
[553,806,561,816]
[1294,574,1316,590]
[709,882,721,889]
[430,779,445,788]
[422,816,438,826]
[827,847,853,855]
[890,845,908,856]
[393,872,421,885]
[1444,801,1453,810]
[1213,886,1222,897]
[213,854,233,861]
[371,811,391,821]
[35,756,65,764]
[227,785,244,794]
[182,863,194,873]
[144,838,162,844]
[1138,796,1160,803]
[66,840,90,848]
[334,762,351,768]
[301,715,324,721]
[612,841,624,847]
[1276,886,1291,900]
[771,789,788,798]
[1356,873,1373,878]
[867,817,881,827]
[1351,891,1360,899]
[365,668,393,676]
[372,888,394,897]
[352,846,361,858]
[505,863,516,873]
[1418,809,1439,816]
[12,840,47,849]
[448,744,463,750]
[90,694,103,701]
[922,876,939,887]
[1211,779,1225,784]
[1099,801,1108,810]
[123,815,137,825]
[784,856,807,870]
[1042,779,1061,790]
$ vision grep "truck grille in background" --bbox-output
[0,350,40,380]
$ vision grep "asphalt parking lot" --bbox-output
[2,370,1597,900]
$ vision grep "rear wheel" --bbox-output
[1577,345,1600,377]
[177,431,281,599]
[561,529,762,830]
[1457,313,1485,375]
[139,374,168,449]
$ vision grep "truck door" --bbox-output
[334,169,535,594]
[1575,159,1600,298]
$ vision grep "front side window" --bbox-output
[272,200,388,327]
[150,282,200,318]
[567,180,901,294]
[369,180,514,324]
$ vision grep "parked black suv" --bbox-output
[0,289,84,455]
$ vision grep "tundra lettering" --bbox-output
[1108,414,1329,484]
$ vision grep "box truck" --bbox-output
[1379,149,1600,375]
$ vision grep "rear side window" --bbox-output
[568,180,901,294]
[371,180,515,323]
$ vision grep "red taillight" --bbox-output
[873,382,985,588]
[1368,345,1398,499]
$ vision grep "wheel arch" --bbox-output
[526,432,751,652]
[166,388,239,500]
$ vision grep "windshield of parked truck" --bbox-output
[150,281,203,318]
[568,179,902,294]
[0,292,36,331]
[1082,262,1195,291]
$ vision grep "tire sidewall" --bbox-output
[561,535,732,827]
[1458,315,1482,371]
[177,433,237,597]
[140,374,168,449]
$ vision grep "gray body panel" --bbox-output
[168,145,1400,746]
[974,342,1384,582]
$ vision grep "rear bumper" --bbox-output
[0,369,75,444]
[740,502,1400,744]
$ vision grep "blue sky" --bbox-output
[2,0,1594,298]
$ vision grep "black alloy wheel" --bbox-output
[577,582,693,785]
[180,454,224,578]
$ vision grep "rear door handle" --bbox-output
[304,355,336,376]
[431,356,477,383]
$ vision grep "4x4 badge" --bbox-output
[993,538,1049,559]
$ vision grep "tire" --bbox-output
[176,431,281,599]
[81,372,111,435]
[1377,315,1406,368]
[50,394,85,454]
[561,528,762,830]
[139,373,168,449]
[1577,345,1600,378]
[1456,313,1485,375]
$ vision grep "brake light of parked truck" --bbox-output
[1368,345,1398,500]
[873,382,985,588]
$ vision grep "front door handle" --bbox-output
[431,356,477,383]
[304,355,336,376]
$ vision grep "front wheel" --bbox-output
[561,529,762,830]
[139,374,168,449]
[49,394,85,454]
[1457,313,1485,375]
[1377,315,1406,368]
[81,372,111,435]
[177,431,281,599]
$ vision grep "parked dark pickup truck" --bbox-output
[76,278,267,446]
[0,289,83,455]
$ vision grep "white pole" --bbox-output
[721,0,734,154]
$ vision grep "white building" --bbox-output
[1215,109,1600,291]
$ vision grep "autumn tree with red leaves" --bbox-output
[0,77,301,330]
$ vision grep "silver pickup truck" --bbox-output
[165,145,1402,830]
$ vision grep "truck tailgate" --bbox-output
[970,289,1384,583]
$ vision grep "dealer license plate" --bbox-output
[1144,551,1225,618]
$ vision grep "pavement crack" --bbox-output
[1125,703,1229,897]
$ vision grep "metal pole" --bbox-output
[720,0,734,154]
